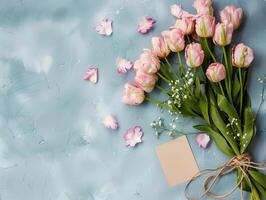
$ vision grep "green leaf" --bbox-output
[199,37,211,61]
[252,178,266,198]
[199,95,210,124]
[237,169,251,192]
[194,125,235,157]
[194,69,201,98]
[217,94,242,133]
[232,73,241,101]
[209,104,240,155]
[251,186,261,200]
[249,171,266,189]
[241,107,255,153]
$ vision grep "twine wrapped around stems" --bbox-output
[185,154,266,200]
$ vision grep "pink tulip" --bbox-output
[213,22,234,46]
[161,29,185,52]
[151,36,170,58]
[220,6,243,30]
[193,0,213,15]
[122,83,145,106]
[133,70,158,93]
[185,43,205,68]
[206,62,226,82]
[195,15,215,37]
[232,43,254,68]
[174,16,195,35]
[133,49,160,74]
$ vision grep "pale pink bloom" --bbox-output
[193,0,213,15]
[116,58,133,74]
[122,83,145,106]
[103,114,118,130]
[124,126,143,147]
[174,16,195,35]
[232,43,254,68]
[133,70,158,93]
[196,133,210,148]
[134,49,160,74]
[162,29,185,52]
[185,43,204,68]
[83,67,98,83]
[206,62,226,82]
[170,4,194,18]
[213,22,234,46]
[195,15,215,37]
[220,6,243,30]
[95,18,113,36]
[151,36,170,58]
[137,17,156,34]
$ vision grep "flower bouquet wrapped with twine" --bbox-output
[122,0,266,199]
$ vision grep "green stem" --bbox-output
[165,58,178,79]
[156,85,171,95]
[204,38,216,62]
[157,72,170,83]
[145,97,163,107]
[177,52,185,75]
[218,82,225,96]
[239,68,243,117]
[222,46,233,103]
[199,66,206,82]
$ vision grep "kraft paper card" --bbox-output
[156,136,199,187]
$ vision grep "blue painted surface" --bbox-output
[0,0,265,199]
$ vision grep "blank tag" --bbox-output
[156,136,199,187]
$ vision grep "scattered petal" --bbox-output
[196,133,210,148]
[124,126,143,147]
[137,17,156,35]
[116,58,133,74]
[171,4,194,18]
[83,67,98,84]
[103,114,118,130]
[95,18,113,36]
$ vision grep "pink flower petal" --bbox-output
[83,67,98,84]
[196,133,210,149]
[171,4,194,19]
[116,58,133,74]
[137,17,156,35]
[95,18,113,36]
[124,126,143,147]
[103,114,118,130]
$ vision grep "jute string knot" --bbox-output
[185,154,266,200]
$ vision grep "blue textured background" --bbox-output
[0,0,265,199]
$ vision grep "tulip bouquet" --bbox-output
[122,0,266,199]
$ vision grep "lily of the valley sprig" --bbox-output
[121,0,266,199]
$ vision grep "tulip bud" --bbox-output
[206,62,226,82]
[151,36,170,58]
[195,15,215,37]
[134,49,160,74]
[193,0,213,16]
[174,16,195,35]
[162,29,185,52]
[185,43,205,68]
[213,22,233,46]
[232,43,254,68]
[220,6,243,30]
[133,70,158,93]
[122,83,145,106]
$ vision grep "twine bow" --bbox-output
[185,154,266,200]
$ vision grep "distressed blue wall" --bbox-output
[0,0,265,199]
